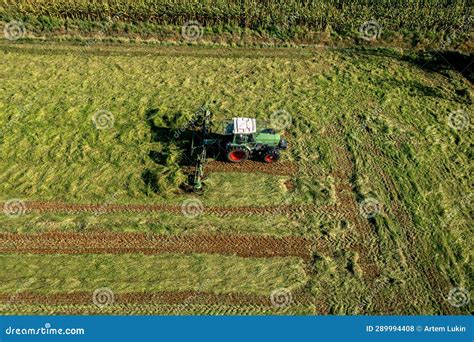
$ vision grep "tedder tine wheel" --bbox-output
[226,148,249,163]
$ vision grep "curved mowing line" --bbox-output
[0,232,313,260]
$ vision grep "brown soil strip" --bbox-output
[0,232,313,260]
[0,290,313,306]
[8,201,329,217]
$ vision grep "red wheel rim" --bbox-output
[264,154,276,163]
[229,150,246,161]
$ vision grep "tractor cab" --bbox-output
[224,117,256,144]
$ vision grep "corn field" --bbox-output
[1,0,472,38]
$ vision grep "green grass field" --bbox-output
[0,41,472,315]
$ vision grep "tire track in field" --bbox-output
[0,232,314,260]
[183,160,298,176]
[0,290,313,306]
[0,42,320,60]
[2,304,316,315]
[323,125,381,280]
[2,201,333,217]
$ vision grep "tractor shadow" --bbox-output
[141,108,192,193]
[141,108,226,193]
[144,108,194,165]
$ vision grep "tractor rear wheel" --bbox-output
[226,148,249,163]
[263,151,280,163]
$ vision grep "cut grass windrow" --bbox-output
[0,254,308,295]
[0,232,313,260]
[2,201,335,217]
[186,160,298,176]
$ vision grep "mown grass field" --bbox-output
[0,41,472,315]
[1,254,307,294]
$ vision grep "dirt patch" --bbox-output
[284,179,296,192]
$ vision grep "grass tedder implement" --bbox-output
[189,107,288,191]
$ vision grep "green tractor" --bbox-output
[189,108,288,191]
[223,117,288,163]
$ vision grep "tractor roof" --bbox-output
[227,117,257,135]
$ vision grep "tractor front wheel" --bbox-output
[227,148,249,163]
[263,151,280,163]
